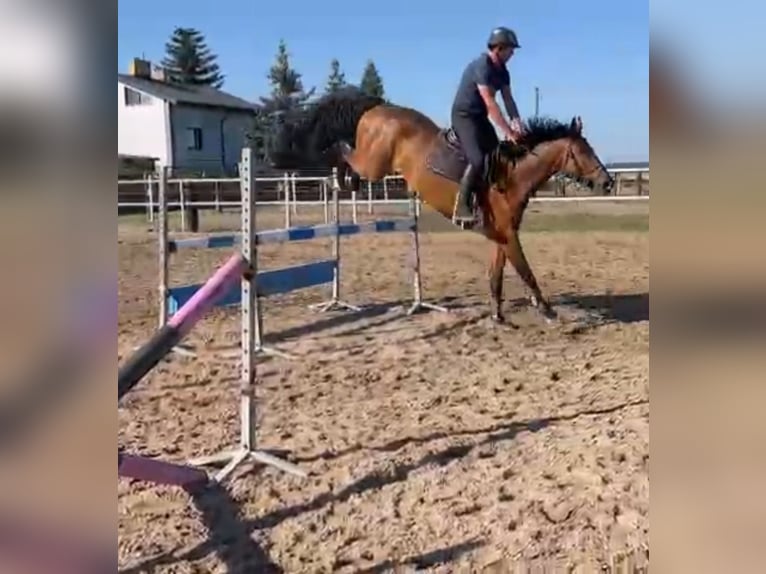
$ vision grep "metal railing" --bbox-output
[118,168,649,230]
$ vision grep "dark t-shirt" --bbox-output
[451,53,510,118]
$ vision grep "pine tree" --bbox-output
[359,60,385,99]
[260,39,315,114]
[253,39,316,163]
[324,58,347,93]
[160,27,224,88]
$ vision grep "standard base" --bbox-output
[189,447,307,484]
[133,342,198,358]
[193,343,294,361]
[171,344,198,358]
[407,300,450,316]
[309,298,362,313]
[255,344,295,360]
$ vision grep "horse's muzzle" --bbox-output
[596,176,615,196]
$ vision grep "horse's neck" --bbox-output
[514,140,568,192]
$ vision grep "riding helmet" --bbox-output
[487,27,520,49]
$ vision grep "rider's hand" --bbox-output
[510,117,524,134]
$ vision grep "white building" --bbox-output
[118,58,260,177]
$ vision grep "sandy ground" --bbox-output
[118,202,649,573]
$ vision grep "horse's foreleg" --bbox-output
[502,230,557,321]
[489,243,506,322]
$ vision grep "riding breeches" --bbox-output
[450,113,499,170]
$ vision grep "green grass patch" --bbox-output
[522,212,649,233]
[119,207,649,235]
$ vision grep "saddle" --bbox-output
[425,127,475,183]
[425,128,495,230]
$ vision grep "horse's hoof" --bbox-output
[491,313,505,324]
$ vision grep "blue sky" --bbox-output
[118,0,648,162]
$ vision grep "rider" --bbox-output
[451,26,524,224]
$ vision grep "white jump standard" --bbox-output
[187,148,307,482]
[160,160,447,360]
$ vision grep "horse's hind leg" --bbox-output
[339,141,365,176]
[337,163,361,193]
[489,243,506,322]
[339,128,391,181]
[502,230,557,321]
[350,171,361,193]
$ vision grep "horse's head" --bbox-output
[556,116,614,195]
[490,115,614,196]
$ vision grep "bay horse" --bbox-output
[284,93,614,322]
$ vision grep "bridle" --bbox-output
[561,136,611,189]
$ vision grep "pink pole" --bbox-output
[118,252,248,401]
[168,253,248,335]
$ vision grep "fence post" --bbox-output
[283,172,291,228]
[367,180,373,214]
[146,175,155,223]
[322,178,329,223]
[291,172,298,215]
[178,180,186,231]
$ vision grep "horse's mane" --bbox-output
[288,87,385,159]
[494,116,580,162]
[483,116,583,189]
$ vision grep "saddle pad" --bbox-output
[425,128,468,183]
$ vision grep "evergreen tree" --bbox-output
[253,39,316,162]
[259,39,315,115]
[359,59,385,99]
[324,58,347,93]
[160,27,224,88]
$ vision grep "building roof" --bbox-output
[118,73,257,112]
[605,160,649,171]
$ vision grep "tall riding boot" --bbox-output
[454,163,479,222]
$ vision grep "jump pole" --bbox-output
[310,167,361,314]
[187,147,307,482]
[118,249,251,489]
[119,250,249,399]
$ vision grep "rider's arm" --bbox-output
[475,59,515,137]
[477,85,514,137]
[500,84,520,123]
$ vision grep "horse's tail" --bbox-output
[302,87,385,159]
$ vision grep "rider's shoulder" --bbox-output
[467,52,488,65]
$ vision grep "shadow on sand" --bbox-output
[356,538,485,573]
[118,480,283,574]
[120,398,646,572]
[202,295,470,355]
[554,291,649,327]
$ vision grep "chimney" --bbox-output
[129,57,151,79]
[150,65,168,83]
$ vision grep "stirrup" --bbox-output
[452,202,480,229]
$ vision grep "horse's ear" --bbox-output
[570,116,583,133]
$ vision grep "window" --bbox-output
[186,127,202,150]
[124,87,151,106]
